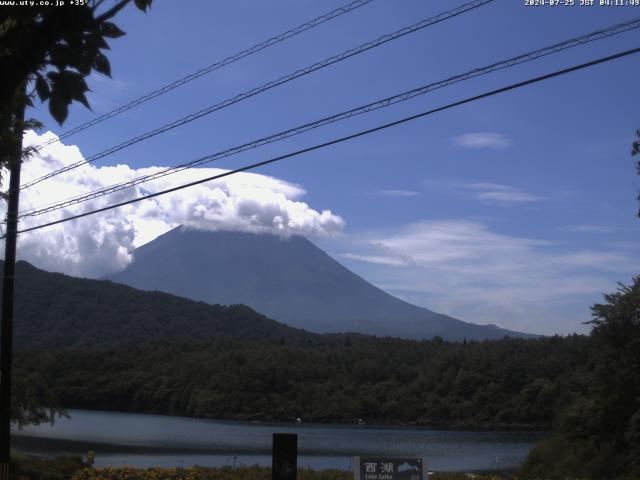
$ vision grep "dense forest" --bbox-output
[7,265,640,478]
[519,276,640,479]
[16,335,588,430]
[3,260,321,349]
[13,276,640,479]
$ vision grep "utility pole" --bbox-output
[0,91,26,480]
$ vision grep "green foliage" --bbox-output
[10,368,66,428]
[70,466,348,480]
[521,276,640,479]
[0,0,151,124]
[16,335,588,429]
[3,258,313,429]
[10,454,85,480]
[0,0,152,184]
[68,465,504,480]
[3,261,317,350]
[9,459,508,480]
[8,459,514,480]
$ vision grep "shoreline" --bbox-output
[36,407,552,433]
[11,409,544,473]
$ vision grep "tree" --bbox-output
[521,277,640,479]
[11,369,66,428]
[0,0,153,172]
[521,129,640,479]
[587,277,640,447]
[0,0,152,430]
[633,129,640,217]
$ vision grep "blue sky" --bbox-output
[17,0,640,335]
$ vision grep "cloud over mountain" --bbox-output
[0,131,344,277]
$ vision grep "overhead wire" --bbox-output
[20,0,496,190]
[16,17,640,220]
[32,0,376,149]
[5,45,639,239]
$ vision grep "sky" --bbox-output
[4,0,640,336]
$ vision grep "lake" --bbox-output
[12,409,546,472]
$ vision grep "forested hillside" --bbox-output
[8,260,639,477]
[3,260,318,349]
[16,335,588,429]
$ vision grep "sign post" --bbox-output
[353,457,426,480]
[272,433,297,480]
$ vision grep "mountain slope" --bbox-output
[107,227,533,340]
[1,260,318,350]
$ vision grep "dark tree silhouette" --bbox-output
[633,129,640,216]
[520,133,640,478]
[0,0,152,427]
[0,0,152,173]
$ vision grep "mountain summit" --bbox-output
[107,227,533,340]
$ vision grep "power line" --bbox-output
[32,0,376,150]
[17,17,640,220]
[21,0,496,190]
[7,46,639,239]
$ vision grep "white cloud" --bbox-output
[438,181,543,205]
[560,224,616,234]
[341,253,409,267]
[453,132,511,149]
[475,191,541,204]
[337,220,637,335]
[376,189,421,197]
[1,131,344,278]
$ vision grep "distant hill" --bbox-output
[107,227,535,341]
[2,260,319,350]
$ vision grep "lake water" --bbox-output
[12,409,546,472]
